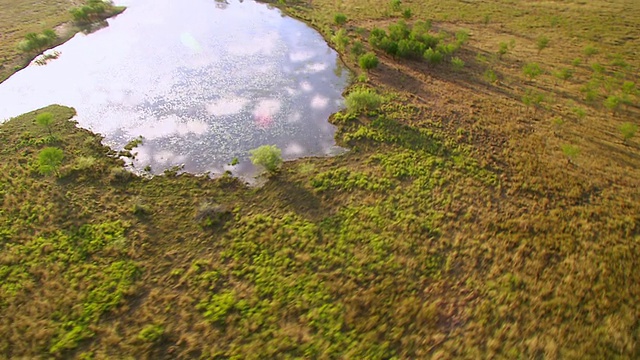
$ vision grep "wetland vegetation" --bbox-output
[0,0,639,358]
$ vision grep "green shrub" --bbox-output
[437,43,459,57]
[37,147,64,176]
[36,112,54,136]
[402,8,412,19]
[455,29,470,45]
[331,29,349,51]
[622,81,636,95]
[553,68,573,82]
[109,166,132,183]
[70,0,111,24]
[388,20,410,41]
[370,28,398,55]
[572,107,587,120]
[522,90,545,110]
[397,39,426,59]
[351,41,365,57]
[250,145,283,173]
[345,89,383,114]
[390,0,402,12]
[523,62,542,81]
[334,13,347,25]
[572,58,582,67]
[75,156,96,171]
[583,45,598,57]
[591,62,605,74]
[423,48,443,64]
[536,36,549,53]
[619,122,638,143]
[561,144,580,160]
[18,30,57,53]
[138,325,164,342]
[497,42,509,59]
[603,96,621,112]
[451,57,465,71]
[358,52,379,70]
[484,69,498,83]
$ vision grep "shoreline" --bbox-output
[0,6,126,85]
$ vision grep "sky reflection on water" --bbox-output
[0,0,349,176]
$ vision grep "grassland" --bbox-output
[1,0,639,358]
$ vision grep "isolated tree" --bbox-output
[250,145,282,173]
[38,147,64,176]
[36,112,54,136]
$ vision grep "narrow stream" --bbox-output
[0,0,349,176]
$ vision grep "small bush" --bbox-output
[37,147,64,176]
[583,45,598,57]
[109,166,132,183]
[536,36,549,53]
[621,81,636,95]
[36,112,54,135]
[138,325,164,342]
[561,144,580,160]
[331,29,349,51]
[345,89,383,114]
[604,96,621,113]
[455,29,470,45]
[523,62,542,81]
[451,57,465,71]
[402,8,412,19]
[497,42,508,59]
[334,13,347,25]
[484,69,498,83]
[388,20,410,41]
[619,122,638,143]
[397,39,426,59]
[572,107,587,120]
[572,58,582,67]
[18,30,57,53]
[522,90,545,111]
[250,145,283,173]
[553,68,573,82]
[390,0,401,12]
[423,48,443,64]
[75,156,96,170]
[351,41,365,57]
[591,62,605,74]
[358,52,379,70]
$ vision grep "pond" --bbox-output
[0,0,349,176]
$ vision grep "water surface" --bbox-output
[0,0,349,176]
